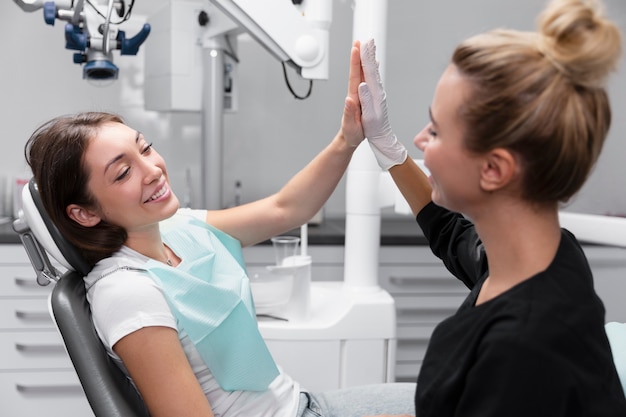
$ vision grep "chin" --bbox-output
[431,192,454,213]
[165,195,181,216]
[431,190,443,207]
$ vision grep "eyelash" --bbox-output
[428,127,438,138]
[115,168,130,182]
[115,142,155,181]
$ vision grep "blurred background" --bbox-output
[2,0,625,219]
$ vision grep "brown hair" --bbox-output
[25,112,128,267]
[451,0,621,203]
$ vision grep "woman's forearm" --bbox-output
[273,131,357,226]
[389,157,432,217]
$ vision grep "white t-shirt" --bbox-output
[83,208,300,417]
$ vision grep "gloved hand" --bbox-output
[358,39,408,170]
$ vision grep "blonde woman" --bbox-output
[358,0,626,415]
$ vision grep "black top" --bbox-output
[415,202,626,416]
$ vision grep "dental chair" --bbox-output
[12,179,150,417]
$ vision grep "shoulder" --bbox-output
[85,257,167,311]
[84,255,176,349]
[417,202,486,288]
[84,248,149,291]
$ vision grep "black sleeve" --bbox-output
[416,202,488,289]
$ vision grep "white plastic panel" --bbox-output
[0,299,54,330]
[0,371,94,417]
[0,331,71,370]
[266,339,341,391]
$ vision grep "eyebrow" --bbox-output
[428,107,438,128]
[103,130,142,174]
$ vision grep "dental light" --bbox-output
[13,0,150,81]
[209,0,331,80]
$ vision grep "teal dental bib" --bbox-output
[144,215,279,391]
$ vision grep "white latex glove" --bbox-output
[359,39,407,170]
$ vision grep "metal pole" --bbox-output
[201,45,225,209]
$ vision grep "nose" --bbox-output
[414,124,431,151]
[141,157,163,184]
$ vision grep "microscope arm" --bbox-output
[209,0,332,80]
[13,0,71,13]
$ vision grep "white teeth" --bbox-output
[148,186,167,201]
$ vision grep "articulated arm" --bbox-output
[209,0,331,79]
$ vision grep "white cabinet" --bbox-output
[378,246,468,381]
[0,372,91,417]
[0,245,94,417]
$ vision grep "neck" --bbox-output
[124,225,170,264]
[472,199,561,304]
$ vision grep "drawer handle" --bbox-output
[15,343,66,354]
[15,310,52,322]
[390,276,451,284]
[14,276,41,287]
[398,306,457,314]
[16,383,83,394]
[389,276,468,292]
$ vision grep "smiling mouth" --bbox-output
[145,184,167,203]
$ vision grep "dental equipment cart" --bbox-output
[258,281,396,391]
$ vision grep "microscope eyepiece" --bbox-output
[83,59,119,80]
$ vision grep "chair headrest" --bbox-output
[19,178,91,276]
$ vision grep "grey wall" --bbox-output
[2,0,625,218]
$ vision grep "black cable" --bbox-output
[86,0,134,25]
[281,61,313,100]
[224,34,240,64]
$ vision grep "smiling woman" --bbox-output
[21,40,417,417]
[355,0,626,415]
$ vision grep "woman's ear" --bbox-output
[479,148,518,192]
[66,204,101,227]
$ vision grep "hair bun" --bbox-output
[537,0,621,88]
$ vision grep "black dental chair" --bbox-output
[12,179,150,417]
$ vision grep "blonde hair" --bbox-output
[452,0,622,203]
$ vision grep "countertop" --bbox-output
[261,217,607,247]
[0,217,428,246]
[260,217,428,246]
